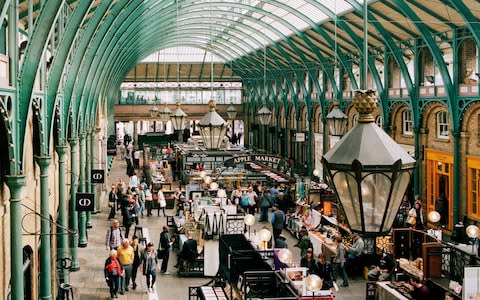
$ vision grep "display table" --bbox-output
[376,281,411,300]
[308,231,337,259]
[199,286,228,300]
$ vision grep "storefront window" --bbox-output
[467,157,480,219]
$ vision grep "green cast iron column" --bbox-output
[78,133,87,247]
[5,175,26,300]
[413,127,421,197]
[85,130,92,228]
[307,117,313,176]
[56,145,69,282]
[452,131,460,225]
[90,129,97,213]
[68,138,79,271]
[36,156,52,300]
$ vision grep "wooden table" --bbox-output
[376,281,411,300]
[308,231,337,260]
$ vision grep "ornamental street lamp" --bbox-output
[198,100,227,150]
[322,90,416,235]
[326,102,348,137]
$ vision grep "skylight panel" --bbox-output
[297,3,328,23]
[281,13,309,31]
[142,47,225,63]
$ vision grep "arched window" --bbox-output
[436,111,449,139]
[402,110,413,135]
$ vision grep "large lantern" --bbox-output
[198,100,227,150]
[326,102,348,137]
[170,102,187,130]
[322,90,415,235]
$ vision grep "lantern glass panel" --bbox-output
[199,125,227,149]
[329,118,347,136]
[360,173,391,232]
[333,172,360,230]
[384,171,411,229]
[171,116,185,130]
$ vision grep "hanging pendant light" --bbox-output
[256,42,271,126]
[150,106,159,118]
[256,104,272,125]
[326,2,347,137]
[326,102,347,137]
[226,103,237,119]
[322,1,415,236]
[171,102,187,131]
[199,100,227,149]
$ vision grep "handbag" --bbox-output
[240,196,249,207]
[156,249,165,259]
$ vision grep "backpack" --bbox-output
[108,227,123,247]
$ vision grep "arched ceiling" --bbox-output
[6,0,480,173]
[16,0,475,82]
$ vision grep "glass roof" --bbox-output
[166,0,365,57]
[142,47,225,63]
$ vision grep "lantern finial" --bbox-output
[208,99,216,111]
[353,89,377,123]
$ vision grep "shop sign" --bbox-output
[224,154,287,169]
[91,169,105,183]
[295,132,305,142]
[75,193,95,211]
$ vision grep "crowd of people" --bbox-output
[104,134,453,298]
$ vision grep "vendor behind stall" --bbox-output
[408,277,432,299]
[367,249,394,281]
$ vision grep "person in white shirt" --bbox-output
[133,150,141,169]
[129,172,139,189]
[157,188,166,217]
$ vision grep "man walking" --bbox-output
[117,239,134,294]
[105,220,123,250]
[271,204,285,247]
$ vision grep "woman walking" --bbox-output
[157,188,167,217]
[145,185,153,217]
[104,250,123,299]
[159,226,172,274]
[142,242,159,293]
[130,237,143,290]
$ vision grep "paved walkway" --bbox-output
[68,153,368,299]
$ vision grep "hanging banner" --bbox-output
[75,193,95,211]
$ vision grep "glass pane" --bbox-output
[360,173,391,232]
[333,171,361,231]
[384,171,411,230]
[472,169,477,214]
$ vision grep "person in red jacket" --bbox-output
[104,250,123,299]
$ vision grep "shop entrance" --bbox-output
[426,149,453,229]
